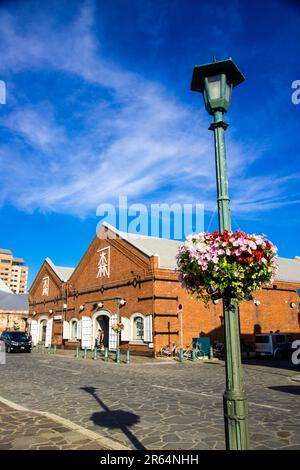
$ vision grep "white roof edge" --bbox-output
[45,257,74,281]
[100,222,157,258]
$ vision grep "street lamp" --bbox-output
[191,58,250,450]
[115,296,126,363]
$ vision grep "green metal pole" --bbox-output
[83,347,87,359]
[179,348,184,362]
[191,348,197,361]
[93,347,97,360]
[210,110,250,450]
[75,346,79,358]
[126,349,130,364]
[53,344,57,354]
[104,347,108,361]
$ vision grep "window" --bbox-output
[133,316,144,341]
[255,335,270,344]
[274,335,285,344]
[71,320,78,340]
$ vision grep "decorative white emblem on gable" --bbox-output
[42,276,49,296]
[97,247,110,278]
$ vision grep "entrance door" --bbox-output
[96,315,109,348]
[39,319,47,343]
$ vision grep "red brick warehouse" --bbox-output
[28,223,300,355]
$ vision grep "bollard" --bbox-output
[41,344,45,354]
[47,345,51,354]
[93,348,97,360]
[192,348,197,361]
[75,346,79,358]
[115,348,120,363]
[36,344,39,353]
[126,350,130,364]
[53,344,57,354]
[104,347,108,361]
[179,348,184,362]
[83,347,87,359]
[210,345,214,359]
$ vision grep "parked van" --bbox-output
[255,333,294,359]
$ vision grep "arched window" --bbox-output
[71,320,78,340]
[133,316,144,341]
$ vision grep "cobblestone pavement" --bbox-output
[0,400,109,450]
[0,352,299,450]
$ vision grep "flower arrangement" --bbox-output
[111,322,124,333]
[176,229,278,304]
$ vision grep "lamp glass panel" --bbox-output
[225,82,231,102]
[203,87,209,108]
[207,75,222,99]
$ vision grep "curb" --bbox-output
[290,375,300,383]
[0,395,131,451]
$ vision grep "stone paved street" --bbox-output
[0,351,299,450]
[0,401,110,450]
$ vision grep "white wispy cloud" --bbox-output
[0,1,296,218]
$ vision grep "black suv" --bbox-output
[0,331,32,353]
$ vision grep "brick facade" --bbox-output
[0,312,27,333]
[29,227,300,354]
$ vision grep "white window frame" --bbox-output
[69,318,79,341]
[38,315,49,343]
[130,313,146,344]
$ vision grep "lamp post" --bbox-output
[115,296,126,363]
[191,58,250,450]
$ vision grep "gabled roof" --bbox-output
[0,291,28,312]
[100,223,300,283]
[275,257,300,284]
[100,222,180,269]
[45,258,74,282]
[0,278,13,293]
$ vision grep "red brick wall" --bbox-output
[29,235,300,353]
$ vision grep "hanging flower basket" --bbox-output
[176,229,278,305]
[111,322,124,333]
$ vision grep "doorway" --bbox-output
[96,315,109,348]
[39,319,47,343]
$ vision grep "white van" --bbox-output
[255,333,294,359]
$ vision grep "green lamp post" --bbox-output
[191,58,250,450]
[115,296,126,363]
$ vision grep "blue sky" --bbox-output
[0,0,299,288]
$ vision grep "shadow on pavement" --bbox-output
[269,385,300,395]
[242,358,300,372]
[80,386,145,450]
